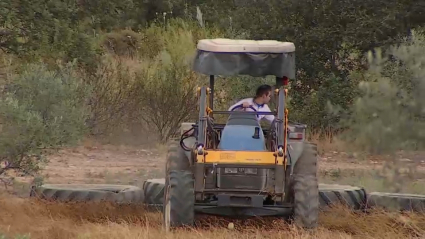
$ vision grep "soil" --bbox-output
[42,144,165,185]
[37,144,425,185]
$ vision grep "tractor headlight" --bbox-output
[224,168,238,174]
[244,168,257,175]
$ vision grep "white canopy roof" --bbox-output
[197,38,295,53]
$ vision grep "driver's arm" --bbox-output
[261,104,275,124]
[228,98,250,111]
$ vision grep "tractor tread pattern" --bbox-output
[166,170,195,228]
[292,142,319,229]
[292,142,318,177]
[293,175,319,229]
[166,140,191,172]
[144,140,190,205]
[366,192,425,212]
[318,185,367,210]
[143,180,165,205]
[29,184,144,203]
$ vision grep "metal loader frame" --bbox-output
[189,76,293,216]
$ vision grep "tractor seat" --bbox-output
[218,113,267,151]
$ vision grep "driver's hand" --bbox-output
[242,102,251,108]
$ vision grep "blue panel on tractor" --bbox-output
[218,125,267,151]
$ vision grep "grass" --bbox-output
[310,131,425,194]
[319,168,425,194]
[0,194,424,239]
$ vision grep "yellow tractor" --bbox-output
[163,39,318,231]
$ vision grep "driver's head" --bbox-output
[254,84,272,104]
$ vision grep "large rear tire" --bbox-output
[143,179,165,205]
[163,170,195,231]
[162,141,194,231]
[165,140,191,172]
[144,141,190,205]
[366,192,425,212]
[30,184,144,203]
[291,142,319,229]
[318,184,367,210]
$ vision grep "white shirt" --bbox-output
[228,98,275,123]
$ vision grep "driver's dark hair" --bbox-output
[254,84,272,99]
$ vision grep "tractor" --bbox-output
[163,38,319,231]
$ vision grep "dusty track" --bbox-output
[0,195,424,239]
[40,144,425,184]
[36,144,164,186]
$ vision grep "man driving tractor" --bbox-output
[162,38,319,231]
[228,84,275,124]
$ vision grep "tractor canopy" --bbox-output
[192,38,295,78]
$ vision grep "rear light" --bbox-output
[283,76,289,86]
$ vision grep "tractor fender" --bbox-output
[287,140,305,166]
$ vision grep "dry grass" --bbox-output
[0,193,424,239]
[308,131,358,157]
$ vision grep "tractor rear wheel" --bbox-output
[163,170,195,231]
[163,141,194,231]
[291,142,319,229]
[165,140,191,172]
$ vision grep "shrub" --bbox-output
[132,20,203,142]
[85,19,226,143]
[82,55,139,137]
[339,30,425,154]
[102,29,142,57]
[0,63,88,177]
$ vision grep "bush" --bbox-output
[102,29,142,57]
[339,30,425,154]
[0,63,88,177]
[131,20,204,142]
[82,55,139,137]
[84,19,227,143]
[288,72,360,134]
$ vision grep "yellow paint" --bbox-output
[203,150,276,164]
[196,153,205,163]
[206,107,213,115]
[276,155,284,165]
[283,88,289,168]
[196,87,201,98]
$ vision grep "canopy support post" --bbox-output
[209,75,214,112]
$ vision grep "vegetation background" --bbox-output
[0,0,424,187]
[1,1,425,239]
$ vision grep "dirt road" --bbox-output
[35,144,425,195]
